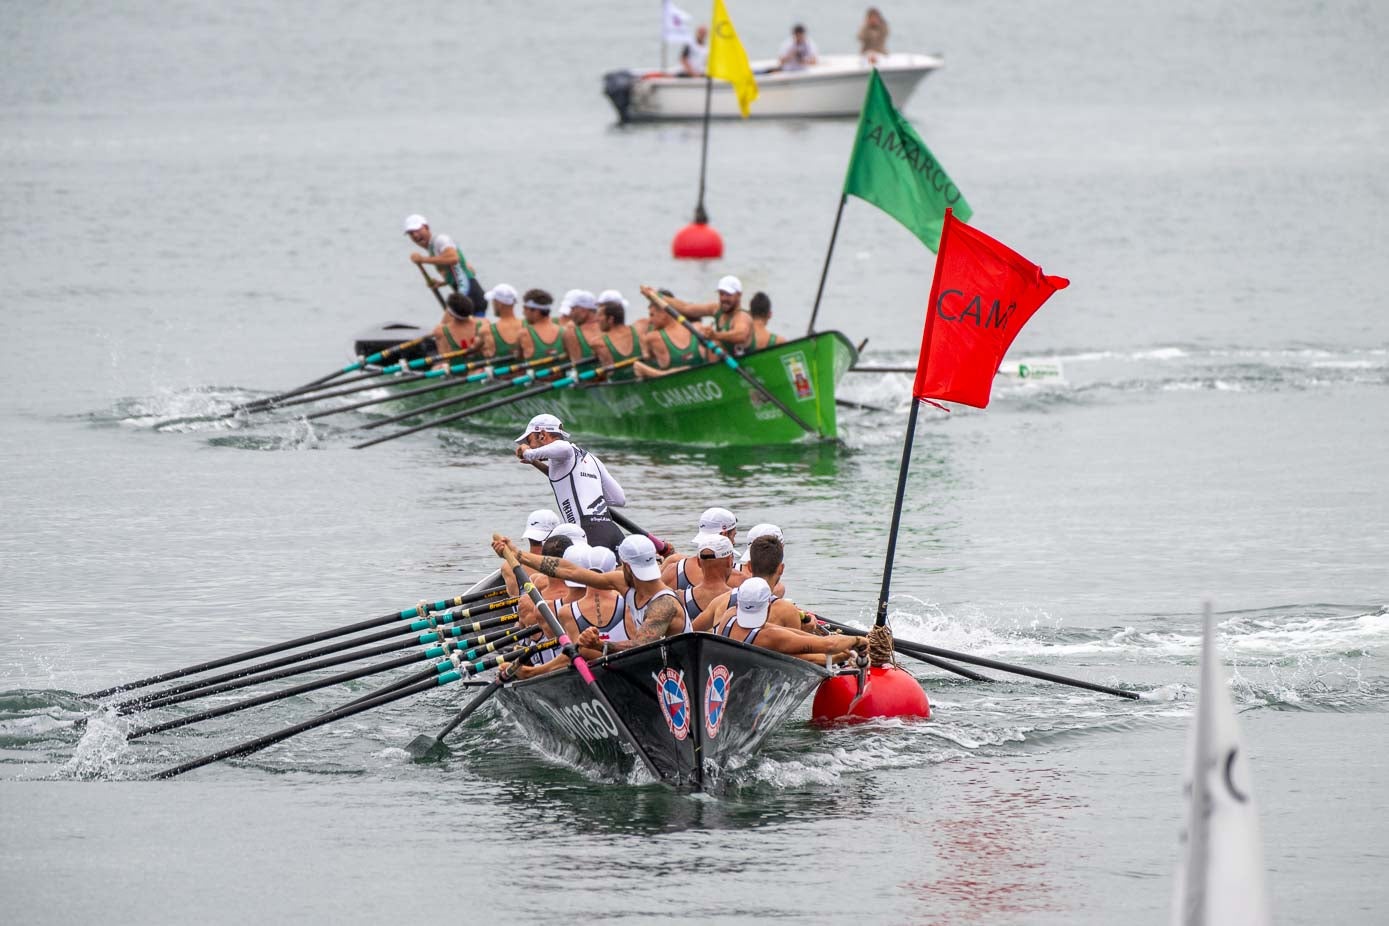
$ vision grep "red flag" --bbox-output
[913,210,1069,408]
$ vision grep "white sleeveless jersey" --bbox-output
[615,588,688,644]
[547,443,612,526]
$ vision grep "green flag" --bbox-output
[843,70,971,253]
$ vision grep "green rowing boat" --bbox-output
[382,330,857,447]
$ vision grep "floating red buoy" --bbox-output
[672,221,723,260]
[812,665,931,725]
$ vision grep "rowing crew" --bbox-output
[489,512,866,676]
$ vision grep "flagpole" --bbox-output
[694,76,712,223]
[874,208,954,628]
[805,193,847,335]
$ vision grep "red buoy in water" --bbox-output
[812,665,931,725]
[672,221,723,259]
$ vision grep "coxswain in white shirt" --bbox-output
[513,413,627,552]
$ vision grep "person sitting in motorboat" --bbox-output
[661,507,738,592]
[702,577,863,666]
[479,284,526,359]
[777,23,819,72]
[857,7,889,61]
[429,292,484,361]
[493,533,687,655]
[633,288,707,379]
[562,290,611,365]
[518,289,567,362]
[681,24,709,76]
[748,291,782,350]
[646,277,753,357]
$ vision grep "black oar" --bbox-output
[128,611,522,712]
[419,261,449,310]
[253,334,433,409]
[82,586,507,700]
[128,625,541,739]
[150,633,555,780]
[852,625,1140,700]
[406,673,510,760]
[355,355,591,432]
[303,354,535,421]
[641,286,828,441]
[818,618,992,682]
[496,540,665,782]
[353,357,637,449]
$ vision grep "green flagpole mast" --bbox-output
[805,193,847,335]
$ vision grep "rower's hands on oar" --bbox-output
[577,627,603,650]
[491,533,519,564]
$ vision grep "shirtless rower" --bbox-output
[518,289,567,362]
[662,507,737,591]
[658,276,753,356]
[634,288,706,379]
[680,534,735,624]
[694,534,805,632]
[479,284,525,359]
[704,578,862,666]
[430,292,483,359]
[493,533,687,655]
[562,290,612,365]
[513,413,627,551]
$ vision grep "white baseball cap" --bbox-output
[514,413,569,443]
[717,275,742,294]
[562,543,593,588]
[522,509,561,542]
[403,214,428,233]
[485,284,518,306]
[735,577,773,628]
[569,290,598,312]
[740,523,784,564]
[597,289,628,309]
[617,534,662,582]
[557,289,582,317]
[587,545,617,573]
[695,507,737,542]
[547,523,588,545]
[694,533,735,560]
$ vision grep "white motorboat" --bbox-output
[602,53,944,123]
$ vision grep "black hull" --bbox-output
[495,633,829,788]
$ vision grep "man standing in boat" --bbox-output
[513,413,627,551]
[680,24,709,76]
[652,278,753,356]
[403,214,486,314]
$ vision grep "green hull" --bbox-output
[385,331,857,447]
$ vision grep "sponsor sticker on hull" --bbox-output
[653,667,691,740]
[704,664,733,738]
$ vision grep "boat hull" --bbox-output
[605,53,943,122]
[382,330,857,447]
[495,632,830,788]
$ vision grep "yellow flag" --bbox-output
[707,0,758,117]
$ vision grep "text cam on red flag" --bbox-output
[913,210,1069,409]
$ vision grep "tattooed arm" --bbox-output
[607,593,684,652]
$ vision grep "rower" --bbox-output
[518,289,567,363]
[500,531,571,633]
[661,276,753,356]
[661,506,737,591]
[522,509,561,555]
[569,544,625,642]
[748,291,781,350]
[681,533,735,623]
[562,290,611,365]
[734,523,787,596]
[479,284,525,358]
[634,287,706,379]
[403,214,485,312]
[495,533,687,654]
[509,541,589,679]
[430,292,483,360]
[693,535,804,632]
[513,413,627,551]
[597,291,644,380]
[708,578,862,666]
